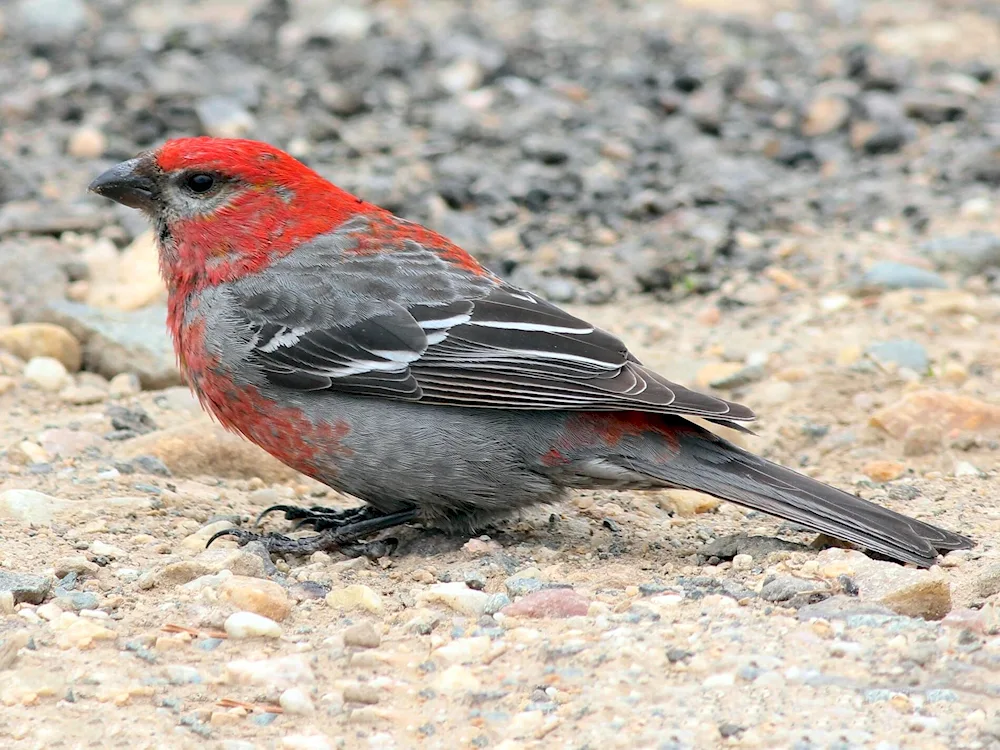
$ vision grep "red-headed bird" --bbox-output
[89,137,971,566]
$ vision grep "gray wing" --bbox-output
[229,241,755,423]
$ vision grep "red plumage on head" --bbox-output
[153,137,489,285]
[157,137,333,197]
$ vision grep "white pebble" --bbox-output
[820,293,851,312]
[415,582,490,616]
[702,672,736,688]
[24,356,69,391]
[224,611,282,639]
[89,540,124,558]
[955,461,984,478]
[960,197,992,219]
[732,554,754,571]
[326,584,384,614]
[279,687,316,715]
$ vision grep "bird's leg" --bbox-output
[208,508,419,556]
[255,503,380,532]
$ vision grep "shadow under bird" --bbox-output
[89,137,972,567]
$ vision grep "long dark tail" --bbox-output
[638,421,972,567]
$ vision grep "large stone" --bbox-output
[816,549,951,620]
[0,324,81,371]
[121,420,303,482]
[871,390,1000,439]
[41,300,181,388]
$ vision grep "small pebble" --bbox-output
[732,554,754,571]
[343,622,381,649]
[342,684,380,705]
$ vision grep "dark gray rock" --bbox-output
[0,571,52,605]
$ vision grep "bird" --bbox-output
[88,137,972,567]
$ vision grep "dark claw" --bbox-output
[205,527,277,548]
[206,508,420,558]
[255,504,316,526]
[255,503,376,532]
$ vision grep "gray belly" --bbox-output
[294,393,569,528]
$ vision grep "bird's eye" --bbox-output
[184,173,216,194]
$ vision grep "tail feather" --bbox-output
[639,425,972,567]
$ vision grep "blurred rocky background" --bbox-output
[2,0,1000,315]
[2,1,1000,748]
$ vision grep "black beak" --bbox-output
[88,158,157,211]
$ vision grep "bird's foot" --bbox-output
[254,503,380,532]
[207,507,419,557]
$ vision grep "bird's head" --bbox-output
[89,137,371,287]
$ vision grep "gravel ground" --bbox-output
[2,0,1000,749]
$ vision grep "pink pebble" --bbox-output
[501,588,590,618]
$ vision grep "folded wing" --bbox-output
[234,272,755,424]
